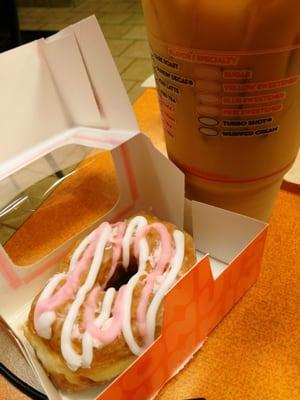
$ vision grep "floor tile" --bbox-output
[106,39,133,56]
[18,9,46,21]
[20,20,47,30]
[48,145,91,170]
[18,7,29,19]
[76,0,107,12]
[122,79,137,91]
[128,82,145,102]
[127,3,143,14]
[100,2,133,13]
[40,20,71,31]
[122,40,150,58]
[114,56,135,73]
[100,24,132,39]
[19,12,49,29]
[123,13,145,25]
[13,159,55,190]
[0,226,16,245]
[0,179,19,211]
[0,196,34,229]
[20,176,58,203]
[123,25,147,40]
[69,8,97,20]
[1,210,33,230]
[98,13,132,25]
[121,58,153,80]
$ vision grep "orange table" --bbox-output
[1,89,300,400]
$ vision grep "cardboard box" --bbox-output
[0,16,268,400]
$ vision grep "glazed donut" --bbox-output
[24,213,196,391]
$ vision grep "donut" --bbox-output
[24,213,196,391]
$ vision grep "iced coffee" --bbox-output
[142,0,300,220]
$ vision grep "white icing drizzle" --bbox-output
[81,331,93,368]
[95,287,116,328]
[61,223,112,371]
[80,287,116,368]
[122,216,148,268]
[145,230,185,346]
[33,216,187,370]
[35,273,66,339]
[122,238,149,355]
[34,232,96,339]
[69,231,95,272]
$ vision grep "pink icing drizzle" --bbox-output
[134,223,172,336]
[34,222,109,326]
[35,219,175,351]
[84,286,125,345]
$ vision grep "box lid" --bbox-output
[0,16,138,178]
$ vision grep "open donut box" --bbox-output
[0,16,268,400]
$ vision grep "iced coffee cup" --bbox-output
[142,0,300,220]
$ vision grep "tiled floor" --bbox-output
[17,0,152,102]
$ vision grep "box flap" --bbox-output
[0,16,138,176]
[53,16,138,133]
[0,40,70,167]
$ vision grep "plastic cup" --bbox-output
[142,0,300,220]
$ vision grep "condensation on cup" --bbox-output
[142,0,300,220]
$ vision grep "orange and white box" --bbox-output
[0,17,268,400]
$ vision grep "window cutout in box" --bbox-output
[0,144,119,266]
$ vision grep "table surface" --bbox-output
[1,89,299,400]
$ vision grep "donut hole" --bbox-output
[105,255,139,291]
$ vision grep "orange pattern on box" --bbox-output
[98,229,267,400]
